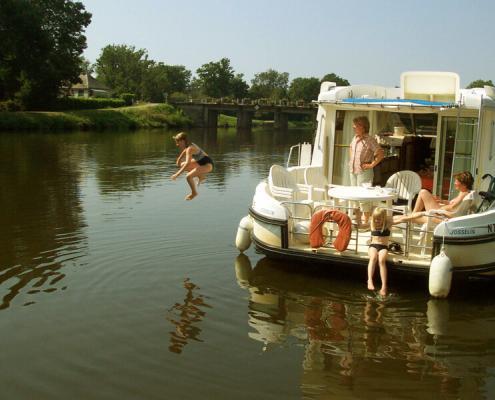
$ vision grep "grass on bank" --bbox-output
[0,103,192,131]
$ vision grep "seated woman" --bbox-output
[396,171,474,224]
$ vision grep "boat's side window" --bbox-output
[376,112,413,134]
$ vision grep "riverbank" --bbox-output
[0,103,192,131]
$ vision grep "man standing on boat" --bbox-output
[349,116,384,226]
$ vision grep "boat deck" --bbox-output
[288,226,432,271]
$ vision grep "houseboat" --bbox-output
[236,71,495,296]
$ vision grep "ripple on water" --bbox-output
[0,230,87,309]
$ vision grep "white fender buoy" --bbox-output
[428,250,453,298]
[235,215,253,252]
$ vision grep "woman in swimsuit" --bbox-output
[396,171,474,224]
[171,132,214,200]
[367,207,393,296]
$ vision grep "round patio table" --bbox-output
[327,186,397,219]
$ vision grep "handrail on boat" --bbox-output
[286,144,301,168]
[280,201,313,221]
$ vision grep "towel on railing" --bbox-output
[309,209,351,251]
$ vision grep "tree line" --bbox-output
[0,1,493,111]
[91,45,350,104]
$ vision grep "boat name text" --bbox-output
[449,228,476,235]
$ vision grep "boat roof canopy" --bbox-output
[317,71,495,110]
[341,98,455,108]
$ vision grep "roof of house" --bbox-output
[71,73,109,91]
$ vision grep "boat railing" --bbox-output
[287,144,301,168]
[405,214,450,258]
[286,142,312,168]
[280,201,313,221]
[281,200,436,258]
[314,205,413,256]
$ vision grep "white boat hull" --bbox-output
[249,182,495,276]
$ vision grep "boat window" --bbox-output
[413,113,438,136]
[376,112,413,135]
[376,112,438,137]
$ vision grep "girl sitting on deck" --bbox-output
[368,207,394,296]
[171,132,214,200]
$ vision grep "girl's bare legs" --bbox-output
[183,162,207,186]
[180,161,195,172]
[185,164,213,200]
[367,247,378,290]
[378,249,388,296]
[197,173,207,186]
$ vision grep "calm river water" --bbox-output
[1,127,495,399]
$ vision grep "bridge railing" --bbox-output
[175,97,316,108]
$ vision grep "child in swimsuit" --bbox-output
[171,132,214,200]
[367,207,392,296]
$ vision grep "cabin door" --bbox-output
[436,116,478,199]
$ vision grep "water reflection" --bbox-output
[235,255,495,398]
[0,135,86,309]
[166,278,211,354]
[0,127,312,311]
[89,130,172,195]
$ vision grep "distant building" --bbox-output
[68,73,111,98]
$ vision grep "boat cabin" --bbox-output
[311,71,495,200]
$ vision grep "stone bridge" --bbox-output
[172,99,317,129]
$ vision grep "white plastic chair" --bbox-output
[269,165,315,242]
[385,170,422,214]
[268,165,313,202]
[303,167,330,202]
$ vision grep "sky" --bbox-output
[80,0,495,88]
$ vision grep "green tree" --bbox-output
[79,56,94,75]
[288,77,320,102]
[0,0,91,109]
[141,63,191,102]
[250,69,289,100]
[95,44,151,99]
[194,58,236,98]
[231,73,249,99]
[321,73,350,86]
[161,65,191,94]
[466,79,494,89]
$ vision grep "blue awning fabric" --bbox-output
[341,98,455,107]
